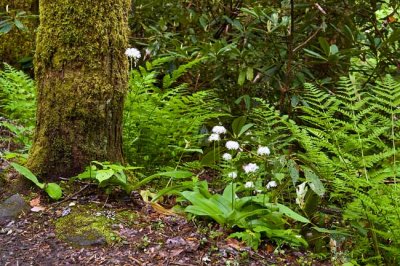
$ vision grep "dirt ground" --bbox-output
[0,181,334,266]
[0,120,331,266]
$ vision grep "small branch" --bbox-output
[52,184,90,207]
[293,27,322,53]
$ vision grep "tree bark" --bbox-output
[27,0,130,179]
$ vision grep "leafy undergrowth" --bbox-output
[0,182,331,266]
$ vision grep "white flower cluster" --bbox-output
[208,125,227,142]
[208,133,220,142]
[243,163,259,174]
[266,180,277,189]
[225,140,239,150]
[125,48,141,59]
[212,125,227,134]
[257,146,270,156]
[222,153,232,161]
[228,171,237,179]
[244,181,254,188]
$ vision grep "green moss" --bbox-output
[27,0,130,179]
[115,210,138,226]
[55,207,120,246]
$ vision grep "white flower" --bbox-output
[243,163,259,174]
[222,153,232,161]
[228,172,237,179]
[125,48,141,59]
[208,133,220,142]
[257,146,270,156]
[266,181,277,189]
[226,140,240,150]
[212,125,227,134]
[244,181,254,188]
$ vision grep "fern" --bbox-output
[287,75,400,264]
[0,63,36,126]
[123,57,225,168]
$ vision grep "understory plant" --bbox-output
[282,75,400,264]
[123,56,225,168]
[10,162,62,200]
[0,63,36,126]
[0,64,35,151]
[172,117,312,249]
[181,179,309,249]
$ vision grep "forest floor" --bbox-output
[0,187,329,265]
[0,124,332,266]
[0,183,333,266]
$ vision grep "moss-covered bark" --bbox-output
[27,0,130,179]
[0,0,38,67]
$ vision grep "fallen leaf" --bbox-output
[266,244,274,253]
[170,248,184,256]
[150,202,177,216]
[29,197,41,207]
[226,238,242,250]
[31,206,46,212]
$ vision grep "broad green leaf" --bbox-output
[303,48,327,61]
[304,168,325,196]
[246,67,254,81]
[232,116,247,137]
[155,170,193,179]
[10,162,44,189]
[312,226,351,236]
[222,182,236,203]
[130,170,193,190]
[238,70,246,86]
[266,203,310,223]
[235,95,251,110]
[44,183,63,200]
[95,169,114,183]
[318,37,330,56]
[288,159,299,185]
[14,19,26,31]
[329,44,339,55]
[0,23,13,34]
[237,123,254,137]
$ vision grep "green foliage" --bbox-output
[285,75,400,264]
[130,0,400,113]
[76,161,141,194]
[10,162,62,200]
[76,161,195,195]
[123,57,225,168]
[0,120,32,151]
[0,9,37,34]
[0,63,36,126]
[180,180,309,249]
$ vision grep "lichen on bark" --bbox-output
[27,0,130,179]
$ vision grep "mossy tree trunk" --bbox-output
[27,0,130,179]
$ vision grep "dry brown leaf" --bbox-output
[266,244,275,253]
[226,238,242,250]
[150,202,177,216]
[29,196,41,207]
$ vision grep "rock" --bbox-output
[55,209,118,247]
[64,229,106,246]
[0,194,29,224]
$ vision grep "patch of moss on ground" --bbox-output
[115,210,138,226]
[55,206,120,247]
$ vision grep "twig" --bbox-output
[293,27,322,53]
[52,184,90,207]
